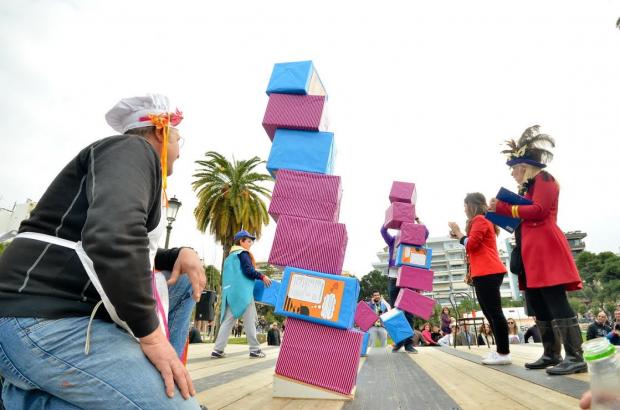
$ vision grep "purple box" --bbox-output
[389,181,417,204]
[262,94,328,141]
[395,288,436,320]
[384,202,415,230]
[269,169,341,223]
[397,222,427,246]
[354,301,379,332]
[396,266,434,292]
[268,215,347,275]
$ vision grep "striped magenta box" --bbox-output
[275,318,363,395]
[262,93,328,140]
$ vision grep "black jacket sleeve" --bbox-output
[81,137,161,338]
[155,247,182,271]
[238,251,264,281]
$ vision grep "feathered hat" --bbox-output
[502,125,555,168]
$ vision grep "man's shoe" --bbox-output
[482,351,512,365]
[391,346,402,353]
[211,350,225,359]
[405,346,419,354]
[249,350,266,359]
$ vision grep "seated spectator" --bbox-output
[421,323,439,346]
[431,325,442,343]
[587,311,612,340]
[477,323,495,346]
[438,323,458,346]
[524,321,542,343]
[267,322,281,346]
[607,309,620,346]
[455,324,476,346]
[507,318,524,344]
[367,290,391,348]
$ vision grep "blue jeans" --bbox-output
[0,275,198,409]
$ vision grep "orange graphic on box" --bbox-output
[399,246,429,265]
[282,271,344,323]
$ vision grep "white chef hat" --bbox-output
[105,94,183,134]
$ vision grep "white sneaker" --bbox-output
[482,351,512,365]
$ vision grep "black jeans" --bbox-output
[525,285,575,321]
[388,277,414,348]
[473,273,510,355]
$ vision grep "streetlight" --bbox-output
[164,196,182,249]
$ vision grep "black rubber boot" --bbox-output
[525,320,562,369]
[546,317,588,375]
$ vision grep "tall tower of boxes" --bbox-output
[261,61,363,400]
[382,181,437,341]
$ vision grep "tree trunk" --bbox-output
[210,243,232,343]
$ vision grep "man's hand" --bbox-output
[488,198,498,212]
[140,328,195,399]
[262,275,272,287]
[167,248,206,302]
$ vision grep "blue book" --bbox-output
[485,212,520,234]
[496,187,533,205]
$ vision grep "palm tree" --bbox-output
[192,151,272,340]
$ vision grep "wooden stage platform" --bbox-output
[188,342,589,409]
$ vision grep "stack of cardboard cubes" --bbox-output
[261,61,363,400]
[381,181,436,342]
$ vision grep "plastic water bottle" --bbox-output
[583,337,620,410]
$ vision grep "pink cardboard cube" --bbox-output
[395,288,436,320]
[396,266,434,292]
[269,169,342,223]
[275,318,363,395]
[269,215,347,275]
[384,202,415,230]
[354,301,379,332]
[389,181,417,204]
[262,94,328,140]
[397,222,427,246]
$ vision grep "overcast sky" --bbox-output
[1,0,619,277]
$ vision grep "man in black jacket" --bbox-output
[586,311,612,340]
[0,94,205,409]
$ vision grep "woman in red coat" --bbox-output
[489,125,585,375]
[449,193,510,365]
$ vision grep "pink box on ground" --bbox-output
[389,181,417,204]
[396,266,434,292]
[269,169,342,223]
[275,318,363,395]
[395,288,436,320]
[397,222,427,246]
[384,202,415,230]
[269,215,347,275]
[354,301,379,332]
[262,94,328,140]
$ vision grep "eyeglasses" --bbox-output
[507,321,515,324]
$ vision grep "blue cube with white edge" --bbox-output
[267,129,335,177]
[253,279,281,306]
[395,244,432,269]
[275,266,360,329]
[266,60,327,97]
[380,308,414,344]
[360,331,370,356]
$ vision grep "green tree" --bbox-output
[359,269,388,301]
[204,264,221,291]
[192,151,272,340]
[575,251,620,315]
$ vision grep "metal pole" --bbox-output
[164,223,172,249]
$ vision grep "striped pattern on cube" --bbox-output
[269,169,341,223]
[268,215,347,275]
[396,266,434,291]
[353,301,379,332]
[275,318,362,395]
[389,181,417,204]
[395,288,436,320]
[262,94,328,140]
[384,202,415,230]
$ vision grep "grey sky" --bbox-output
[1,0,619,277]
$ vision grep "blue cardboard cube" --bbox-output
[395,244,432,269]
[274,266,359,330]
[267,129,335,177]
[360,331,370,356]
[266,60,327,96]
[380,308,414,344]
[253,279,281,306]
